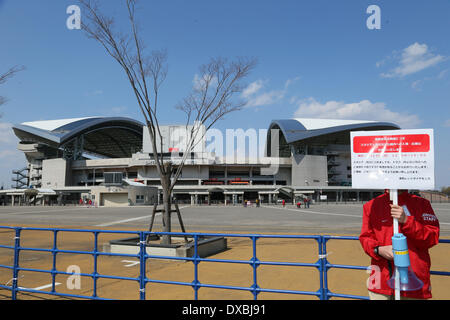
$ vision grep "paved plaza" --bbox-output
[0,202,449,236]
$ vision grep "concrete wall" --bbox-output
[181,166,209,180]
[127,185,158,206]
[138,166,159,179]
[291,154,327,186]
[137,165,209,181]
[274,167,292,185]
[42,159,70,188]
[90,185,158,207]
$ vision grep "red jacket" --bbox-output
[359,192,440,299]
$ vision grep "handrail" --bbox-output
[0,226,448,300]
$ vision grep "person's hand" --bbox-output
[390,204,407,224]
[378,245,394,260]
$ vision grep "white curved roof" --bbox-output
[21,117,99,131]
[269,118,400,144]
[293,118,377,131]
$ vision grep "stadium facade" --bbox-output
[1,117,400,207]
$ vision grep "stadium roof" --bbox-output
[13,117,144,158]
[268,118,401,145]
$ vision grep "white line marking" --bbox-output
[122,260,140,267]
[96,214,161,227]
[96,206,189,227]
[261,205,361,218]
[3,208,91,215]
[19,282,61,291]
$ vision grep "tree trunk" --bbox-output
[161,167,172,245]
[161,187,172,245]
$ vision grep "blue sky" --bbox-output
[0,0,449,189]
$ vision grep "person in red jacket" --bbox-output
[360,189,440,300]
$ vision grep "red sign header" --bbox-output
[353,134,430,153]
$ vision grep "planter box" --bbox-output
[105,235,227,258]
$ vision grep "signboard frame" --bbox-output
[350,129,435,190]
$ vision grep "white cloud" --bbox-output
[245,89,286,107]
[0,122,18,144]
[284,76,301,89]
[411,79,423,91]
[241,80,265,99]
[110,106,128,115]
[192,73,218,91]
[379,43,446,78]
[242,77,299,108]
[437,69,449,79]
[0,150,18,159]
[0,122,25,188]
[292,98,421,128]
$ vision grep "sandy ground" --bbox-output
[0,224,448,300]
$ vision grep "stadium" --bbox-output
[1,117,400,207]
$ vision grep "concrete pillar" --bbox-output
[11,195,14,207]
[268,194,272,204]
[191,194,195,206]
[207,193,211,205]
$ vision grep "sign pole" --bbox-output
[390,189,400,300]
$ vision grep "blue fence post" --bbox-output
[139,231,147,300]
[92,231,99,298]
[51,230,58,293]
[11,227,21,300]
[250,236,260,300]
[321,237,330,300]
[317,236,324,300]
[192,234,200,300]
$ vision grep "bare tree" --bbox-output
[79,0,256,244]
[0,65,25,115]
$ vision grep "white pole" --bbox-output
[390,189,400,300]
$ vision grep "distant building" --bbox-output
[1,117,400,206]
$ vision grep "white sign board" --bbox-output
[350,129,434,190]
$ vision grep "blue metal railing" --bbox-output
[0,226,448,300]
